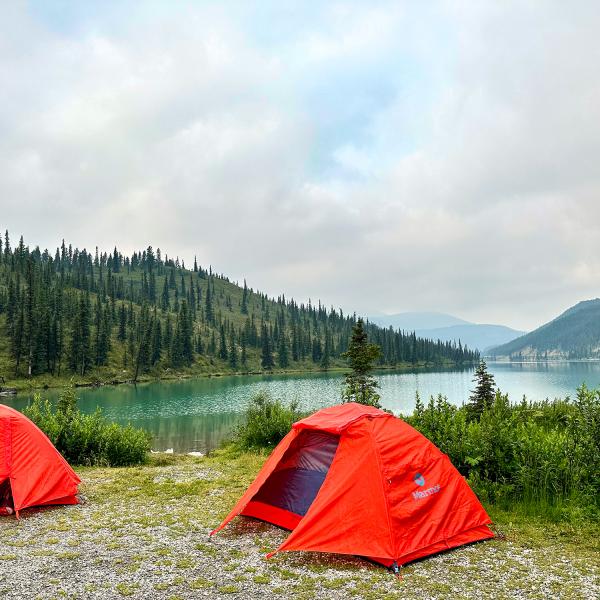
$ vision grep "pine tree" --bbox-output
[161,276,170,311]
[278,334,289,368]
[341,318,382,407]
[261,323,275,369]
[228,332,238,369]
[219,324,228,360]
[151,318,162,365]
[70,293,92,376]
[241,279,249,314]
[118,303,127,341]
[467,360,496,420]
[205,281,214,323]
[179,300,194,365]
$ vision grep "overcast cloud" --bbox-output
[1,1,599,331]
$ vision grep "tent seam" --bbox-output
[369,421,396,561]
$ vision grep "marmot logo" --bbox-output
[413,473,425,487]
[412,472,441,500]
[412,484,441,500]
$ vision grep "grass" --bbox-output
[0,451,597,599]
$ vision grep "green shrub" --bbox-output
[23,387,150,466]
[406,386,600,521]
[235,391,305,450]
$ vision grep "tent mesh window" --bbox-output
[253,430,339,517]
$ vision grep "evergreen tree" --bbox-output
[341,318,382,407]
[467,360,496,420]
[261,323,275,369]
[219,324,228,360]
[151,318,162,365]
[241,279,249,314]
[117,303,127,341]
[228,332,238,369]
[69,293,92,376]
[161,276,170,311]
[205,280,214,323]
[278,334,289,368]
[0,232,479,381]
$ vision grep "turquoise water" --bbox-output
[5,361,600,452]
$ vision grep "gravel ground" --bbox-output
[0,453,598,600]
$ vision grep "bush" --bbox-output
[23,387,150,466]
[235,391,305,450]
[405,386,600,521]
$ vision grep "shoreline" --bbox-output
[5,360,473,395]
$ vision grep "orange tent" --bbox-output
[212,403,493,568]
[0,405,80,517]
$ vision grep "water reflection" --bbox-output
[5,361,599,452]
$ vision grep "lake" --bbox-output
[5,361,600,453]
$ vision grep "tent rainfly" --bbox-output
[0,404,80,518]
[212,403,493,569]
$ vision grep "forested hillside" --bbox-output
[0,231,478,388]
[490,299,600,359]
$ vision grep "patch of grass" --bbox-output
[189,577,212,589]
[115,583,140,596]
[218,585,240,594]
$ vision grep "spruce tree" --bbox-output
[467,360,496,420]
[69,293,91,376]
[161,276,170,311]
[341,318,382,407]
[278,334,289,368]
[228,332,238,369]
[118,303,127,341]
[205,281,214,323]
[241,279,249,314]
[261,323,275,369]
[219,324,228,360]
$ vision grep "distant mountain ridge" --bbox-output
[490,299,600,359]
[369,312,525,352]
[369,311,470,331]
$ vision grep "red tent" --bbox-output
[212,403,493,568]
[0,404,80,517]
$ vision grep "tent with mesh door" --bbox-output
[0,404,80,517]
[211,403,493,568]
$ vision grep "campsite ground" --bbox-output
[0,452,598,600]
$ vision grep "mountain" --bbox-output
[369,311,469,330]
[370,312,524,352]
[490,299,600,359]
[0,232,479,388]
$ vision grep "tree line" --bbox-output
[0,231,479,381]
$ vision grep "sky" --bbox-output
[1,1,599,331]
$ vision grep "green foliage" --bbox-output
[0,231,479,388]
[23,386,150,466]
[234,392,305,450]
[406,385,600,520]
[341,318,382,407]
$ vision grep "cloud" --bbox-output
[1,1,599,331]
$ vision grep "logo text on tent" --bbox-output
[412,472,441,500]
